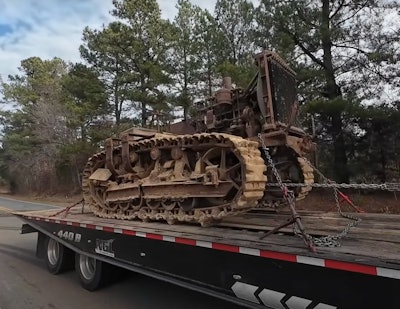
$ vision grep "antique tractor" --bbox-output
[82,51,314,226]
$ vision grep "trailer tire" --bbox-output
[75,253,112,291]
[45,237,74,274]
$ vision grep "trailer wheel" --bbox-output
[75,253,111,291]
[45,237,74,274]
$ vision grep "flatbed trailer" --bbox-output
[11,207,400,309]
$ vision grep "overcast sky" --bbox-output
[0,0,216,80]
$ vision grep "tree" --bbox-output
[355,104,400,182]
[214,0,257,88]
[256,0,400,182]
[81,0,176,127]
[214,0,257,65]
[1,57,71,193]
[111,0,176,127]
[60,63,111,188]
[172,0,202,119]
[62,63,109,142]
[0,57,111,193]
[193,8,227,97]
[80,22,133,125]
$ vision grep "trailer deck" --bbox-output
[13,207,400,308]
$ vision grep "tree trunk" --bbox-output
[321,0,349,182]
[183,48,188,120]
[141,102,147,127]
[379,142,387,183]
[114,83,120,125]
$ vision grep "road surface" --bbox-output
[0,196,244,309]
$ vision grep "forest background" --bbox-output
[0,0,399,199]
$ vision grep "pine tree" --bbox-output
[256,0,400,182]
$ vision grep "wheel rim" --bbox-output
[161,199,176,211]
[131,196,143,211]
[146,199,160,210]
[201,146,243,203]
[79,255,96,280]
[178,198,197,211]
[47,238,60,266]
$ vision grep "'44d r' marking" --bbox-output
[57,230,81,242]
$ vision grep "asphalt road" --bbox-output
[0,197,244,309]
[0,195,58,211]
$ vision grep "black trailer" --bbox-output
[12,207,400,309]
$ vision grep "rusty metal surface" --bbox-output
[82,50,315,226]
[89,168,112,181]
[82,133,267,226]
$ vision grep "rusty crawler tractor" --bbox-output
[82,51,315,226]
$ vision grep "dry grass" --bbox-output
[296,189,399,214]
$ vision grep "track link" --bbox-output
[296,157,314,201]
